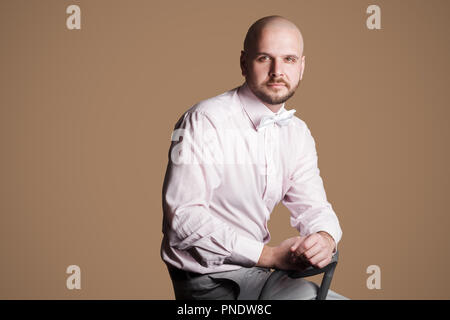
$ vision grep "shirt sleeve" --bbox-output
[281,125,343,250]
[162,110,264,268]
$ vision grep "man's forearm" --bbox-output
[256,245,275,268]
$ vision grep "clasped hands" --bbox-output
[257,232,336,271]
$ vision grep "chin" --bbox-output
[266,91,286,99]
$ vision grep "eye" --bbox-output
[285,56,297,63]
[257,56,270,62]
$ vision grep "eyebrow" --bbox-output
[254,52,300,59]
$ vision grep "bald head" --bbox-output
[243,16,304,55]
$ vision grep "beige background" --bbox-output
[1,0,449,299]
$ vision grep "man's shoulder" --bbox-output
[185,86,241,120]
[290,114,309,132]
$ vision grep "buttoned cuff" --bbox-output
[227,235,264,267]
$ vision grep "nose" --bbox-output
[269,58,284,78]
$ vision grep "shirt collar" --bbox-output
[237,82,287,131]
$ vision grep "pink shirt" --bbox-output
[161,82,342,274]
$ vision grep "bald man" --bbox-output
[161,16,348,300]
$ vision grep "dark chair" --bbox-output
[287,250,339,300]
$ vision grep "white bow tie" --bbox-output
[257,109,296,131]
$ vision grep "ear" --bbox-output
[240,50,247,76]
[300,56,305,80]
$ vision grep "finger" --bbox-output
[289,251,298,263]
[290,252,309,270]
[309,250,329,266]
[295,233,319,255]
[300,242,322,260]
[315,257,331,269]
[290,237,304,253]
[290,252,311,270]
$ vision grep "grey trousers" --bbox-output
[171,267,349,300]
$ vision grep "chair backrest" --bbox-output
[287,250,339,300]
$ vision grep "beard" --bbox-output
[248,78,299,105]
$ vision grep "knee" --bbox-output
[260,271,320,300]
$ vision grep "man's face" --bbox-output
[241,27,305,106]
